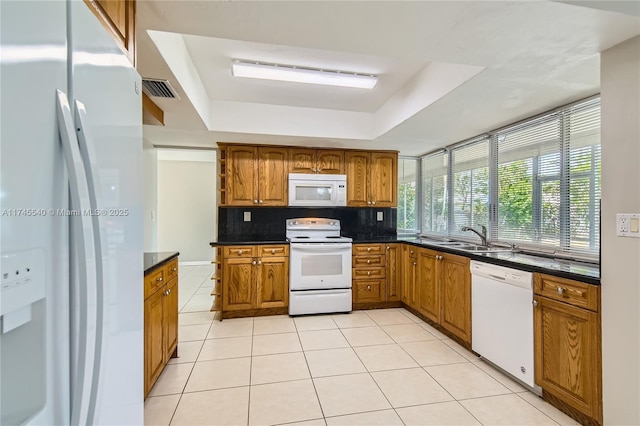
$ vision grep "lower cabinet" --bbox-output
[352,243,402,305]
[402,245,418,308]
[144,257,179,398]
[219,244,289,317]
[417,248,439,323]
[385,243,401,301]
[533,273,602,425]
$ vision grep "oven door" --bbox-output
[289,242,352,290]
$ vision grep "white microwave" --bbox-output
[288,173,347,207]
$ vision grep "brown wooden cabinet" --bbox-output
[83,0,136,65]
[219,244,289,317]
[534,273,602,424]
[439,252,471,343]
[402,245,418,308]
[352,243,386,304]
[144,257,179,398]
[225,145,288,206]
[385,244,401,301]
[345,151,397,207]
[289,148,344,174]
[417,248,440,323]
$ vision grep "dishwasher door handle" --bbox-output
[488,274,506,281]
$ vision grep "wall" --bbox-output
[157,149,216,262]
[601,35,640,425]
[142,139,157,252]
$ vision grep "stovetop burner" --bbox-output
[286,217,353,243]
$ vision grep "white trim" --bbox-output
[179,261,211,266]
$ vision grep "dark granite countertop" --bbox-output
[207,236,600,285]
[144,251,180,274]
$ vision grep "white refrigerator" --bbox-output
[0,1,143,424]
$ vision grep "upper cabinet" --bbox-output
[289,148,344,174]
[345,151,397,207]
[225,145,288,206]
[84,0,136,66]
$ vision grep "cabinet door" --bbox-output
[289,148,316,173]
[439,253,471,343]
[227,146,258,206]
[345,151,370,206]
[317,150,345,174]
[370,152,397,207]
[144,289,165,397]
[257,256,289,308]
[258,147,288,205]
[386,244,401,301]
[222,257,256,310]
[417,248,439,323]
[164,278,179,361]
[84,0,136,65]
[534,296,601,423]
[402,247,418,308]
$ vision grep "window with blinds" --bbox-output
[419,96,600,257]
[422,151,448,234]
[398,158,419,234]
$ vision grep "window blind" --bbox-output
[451,139,489,238]
[398,158,419,233]
[422,151,448,234]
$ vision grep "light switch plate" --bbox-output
[376,211,383,221]
[617,213,640,237]
[243,211,251,222]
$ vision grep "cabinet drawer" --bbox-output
[354,280,384,302]
[534,273,599,312]
[144,268,165,299]
[223,245,257,258]
[353,244,384,255]
[405,246,418,258]
[259,245,289,257]
[353,255,385,267]
[165,258,178,281]
[352,267,386,280]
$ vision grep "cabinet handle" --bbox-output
[372,201,376,205]
[367,259,371,264]
[271,249,275,254]
[367,201,372,205]
[557,287,565,295]
[410,250,414,255]
[533,300,539,307]
[259,200,263,204]
[237,249,243,255]
[386,246,390,250]
[156,277,163,282]
[164,290,169,296]
[167,289,171,295]
[253,199,258,204]
[367,247,372,252]
[172,267,177,272]
[312,167,317,172]
[367,271,371,276]
[257,260,262,265]
[317,168,323,173]
[367,285,371,291]
[252,260,257,265]
[413,262,417,266]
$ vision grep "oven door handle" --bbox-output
[290,243,352,251]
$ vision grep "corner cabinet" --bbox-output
[83,0,136,65]
[345,151,397,207]
[533,273,602,425]
[217,244,289,318]
[144,256,179,398]
[224,145,288,206]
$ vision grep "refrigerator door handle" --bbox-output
[74,99,104,425]
[55,90,98,426]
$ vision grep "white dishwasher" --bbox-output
[471,260,535,387]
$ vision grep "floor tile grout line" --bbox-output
[166,393,184,426]
[246,320,254,426]
[513,391,564,425]
[292,319,327,421]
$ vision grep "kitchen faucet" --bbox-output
[461,225,488,246]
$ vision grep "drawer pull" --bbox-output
[172,267,177,272]
[271,249,275,254]
[367,259,371,264]
[156,277,163,282]
[367,285,372,291]
[252,260,257,265]
[257,260,262,265]
[557,286,565,295]
[237,249,243,255]
[386,246,390,250]
[533,300,539,307]
[367,247,372,252]
[367,271,371,276]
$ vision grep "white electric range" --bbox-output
[286,218,352,315]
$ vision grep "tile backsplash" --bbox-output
[218,207,397,242]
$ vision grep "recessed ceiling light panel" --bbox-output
[231,60,377,89]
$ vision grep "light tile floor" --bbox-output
[146,264,579,426]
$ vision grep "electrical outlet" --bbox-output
[376,211,383,221]
[617,213,640,237]
[243,211,251,222]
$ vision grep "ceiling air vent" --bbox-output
[141,78,179,99]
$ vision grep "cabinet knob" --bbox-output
[413,262,417,266]
[367,259,371,264]
[367,201,372,205]
[164,289,169,296]
[157,277,163,282]
[254,200,258,204]
[410,250,414,255]
[259,200,263,204]
[386,246,390,250]
[252,260,257,265]
[372,201,376,205]
[257,260,262,265]
[367,285,372,291]
[317,168,323,173]
[367,247,372,252]
[172,267,177,272]
[167,289,171,295]
[557,287,565,295]
[237,250,243,255]
[312,168,317,172]
[533,300,539,307]
[367,271,371,276]
[271,249,275,254]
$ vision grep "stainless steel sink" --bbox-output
[455,245,514,253]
